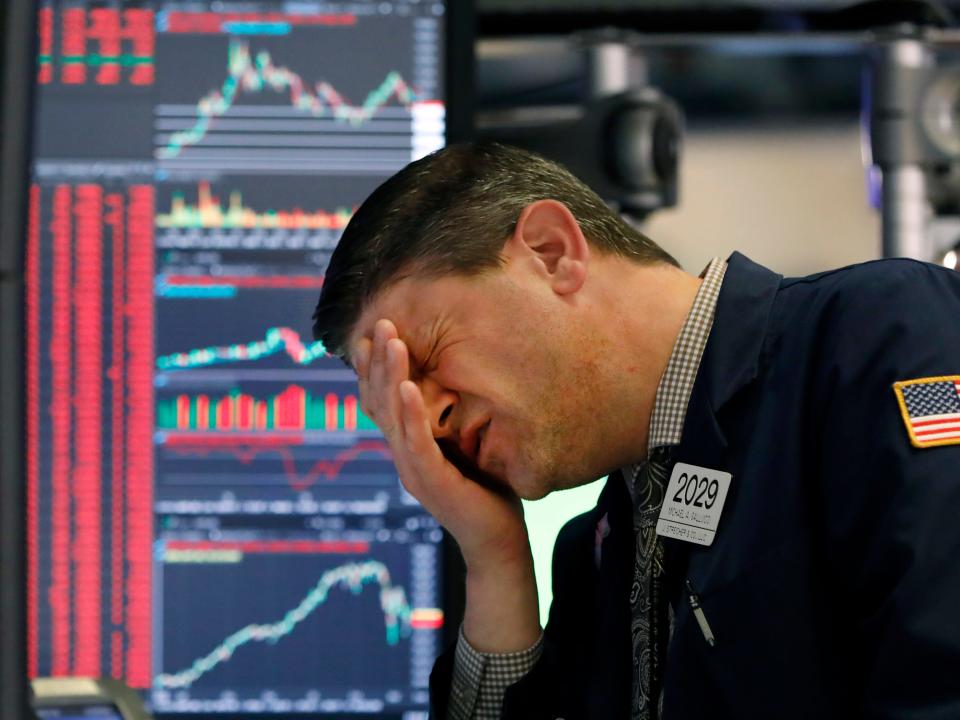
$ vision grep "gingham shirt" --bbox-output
[447,258,728,720]
[631,256,728,470]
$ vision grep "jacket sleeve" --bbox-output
[430,506,608,720]
[813,260,960,718]
[429,639,457,719]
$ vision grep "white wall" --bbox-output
[648,122,881,275]
[524,121,881,627]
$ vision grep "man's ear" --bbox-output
[506,199,589,295]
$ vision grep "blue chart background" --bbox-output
[155,288,327,370]
[158,544,413,697]
[155,436,396,492]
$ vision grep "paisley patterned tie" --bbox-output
[630,446,673,720]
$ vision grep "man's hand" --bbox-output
[355,318,541,652]
[356,318,528,571]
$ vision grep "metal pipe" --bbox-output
[882,165,933,259]
[873,36,936,258]
[580,31,647,100]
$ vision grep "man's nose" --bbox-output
[419,376,459,439]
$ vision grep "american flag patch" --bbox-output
[893,376,960,448]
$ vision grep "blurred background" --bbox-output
[5,0,960,717]
[476,3,945,627]
[479,34,876,275]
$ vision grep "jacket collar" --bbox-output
[674,252,782,470]
[662,252,782,599]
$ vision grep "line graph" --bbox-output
[152,530,442,711]
[155,559,412,690]
[162,40,415,153]
[156,327,327,371]
[161,435,393,491]
[155,40,423,173]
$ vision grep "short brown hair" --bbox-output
[313,141,677,358]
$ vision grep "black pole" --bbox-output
[0,0,37,718]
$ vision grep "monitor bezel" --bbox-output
[0,0,37,718]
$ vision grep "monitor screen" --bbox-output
[35,704,125,720]
[25,1,458,716]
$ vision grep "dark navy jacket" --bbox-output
[431,253,960,719]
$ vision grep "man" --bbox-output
[312,141,960,719]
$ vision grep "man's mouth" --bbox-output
[438,431,504,494]
[476,420,490,468]
[459,416,489,466]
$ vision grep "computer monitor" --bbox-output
[23,1,472,716]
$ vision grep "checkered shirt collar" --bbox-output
[646,257,727,455]
[622,257,726,498]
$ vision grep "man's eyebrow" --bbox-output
[408,319,442,369]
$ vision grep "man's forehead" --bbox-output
[348,276,438,351]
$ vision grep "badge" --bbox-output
[893,376,960,448]
[656,463,731,546]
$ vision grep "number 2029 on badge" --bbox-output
[656,463,732,546]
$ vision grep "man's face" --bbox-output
[349,263,609,501]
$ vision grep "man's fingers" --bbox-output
[354,321,420,482]
[353,337,372,379]
[399,379,446,474]
[375,318,398,345]
[382,337,409,437]
[372,320,398,393]
[365,320,408,444]
[367,321,394,430]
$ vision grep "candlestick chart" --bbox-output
[157,558,411,690]
[152,535,442,713]
[156,327,328,372]
[155,287,331,370]
[158,40,416,157]
[153,27,440,174]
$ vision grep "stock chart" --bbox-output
[152,534,441,714]
[26,1,448,716]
